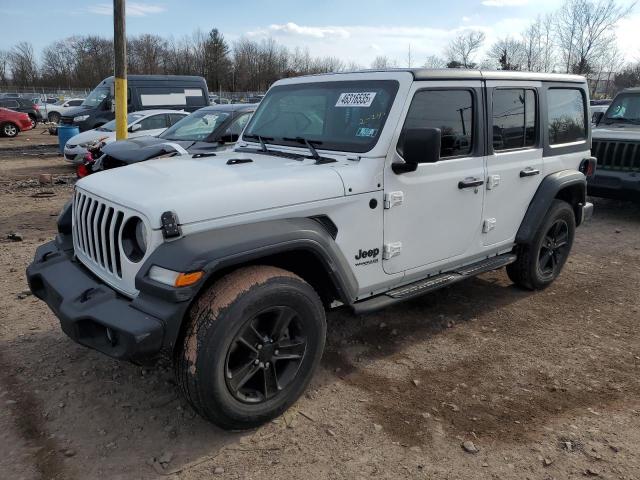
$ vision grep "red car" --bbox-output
[0,107,33,137]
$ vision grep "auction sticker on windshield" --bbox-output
[335,92,377,107]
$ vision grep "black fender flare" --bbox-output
[135,217,358,306]
[515,170,586,245]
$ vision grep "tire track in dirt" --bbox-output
[0,349,70,480]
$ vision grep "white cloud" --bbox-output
[87,2,166,17]
[252,22,350,39]
[482,0,529,6]
[462,16,472,22]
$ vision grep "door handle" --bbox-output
[520,168,540,177]
[458,178,484,189]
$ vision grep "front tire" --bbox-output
[175,265,326,430]
[48,112,61,124]
[28,115,37,129]
[507,200,576,290]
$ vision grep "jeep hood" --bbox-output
[592,124,640,141]
[77,151,346,228]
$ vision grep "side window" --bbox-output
[492,89,537,151]
[1,99,19,108]
[401,90,474,160]
[138,114,168,131]
[547,88,586,145]
[225,113,251,136]
[169,113,186,125]
[69,100,83,107]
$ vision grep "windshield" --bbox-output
[160,110,230,141]
[82,87,110,108]
[604,94,640,124]
[243,80,399,153]
[98,113,145,132]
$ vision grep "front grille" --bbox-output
[73,190,125,278]
[592,140,640,172]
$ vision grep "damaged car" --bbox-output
[81,103,256,176]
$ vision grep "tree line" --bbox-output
[1,0,638,95]
[0,29,349,92]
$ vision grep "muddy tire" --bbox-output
[175,265,326,430]
[507,200,575,290]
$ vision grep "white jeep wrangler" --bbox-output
[28,69,595,429]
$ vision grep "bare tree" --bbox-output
[555,0,634,74]
[128,34,167,74]
[0,50,10,86]
[446,30,486,68]
[371,56,396,69]
[9,42,38,86]
[423,55,447,69]
[487,37,525,70]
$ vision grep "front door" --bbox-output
[383,83,486,275]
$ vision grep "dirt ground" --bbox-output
[1,134,639,480]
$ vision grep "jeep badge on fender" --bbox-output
[27,69,593,431]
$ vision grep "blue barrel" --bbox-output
[57,125,80,154]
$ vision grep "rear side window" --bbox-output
[169,113,186,125]
[68,100,83,106]
[547,88,586,145]
[138,87,206,109]
[492,89,536,151]
[401,89,474,159]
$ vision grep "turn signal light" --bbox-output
[175,271,204,287]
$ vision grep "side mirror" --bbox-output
[128,123,142,132]
[393,128,441,174]
[219,133,239,144]
[592,111,604,125]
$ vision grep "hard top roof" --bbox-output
[297,68,586,83]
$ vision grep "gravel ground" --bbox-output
[1,136,639,480]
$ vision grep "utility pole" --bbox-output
[114,0,127,140]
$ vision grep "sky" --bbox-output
[1,0,638,67]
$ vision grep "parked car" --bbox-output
[0,107,33,137]
[41,98,85,124]
[588,87,640,201]
[0,98,42,128]
[59,75,210,132]
[28,69,594,430]
[63,109,189,164]
[86,103,257,174]
[0,92,21,98]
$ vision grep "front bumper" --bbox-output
[587,170,640,201]
[26,239,170,362]
[63,145,88,164]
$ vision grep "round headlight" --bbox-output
[121,216,147,262]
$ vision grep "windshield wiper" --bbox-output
[243,133,274,152]
[282,137,336,164]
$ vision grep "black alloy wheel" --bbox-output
[537,219,570,279]
[225,305,307,404]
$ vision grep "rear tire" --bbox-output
[507,200,576,290]
[1,122,19,137]
[175,265,326,430]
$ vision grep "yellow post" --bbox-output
[114,0,127,140]
[114,77,127,140]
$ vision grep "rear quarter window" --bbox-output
[547,88,586,145]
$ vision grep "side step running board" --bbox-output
[352,253,516,315]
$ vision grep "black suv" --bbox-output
[0,98,43,128]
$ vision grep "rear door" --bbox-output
[383,82,486,274]
[483,82,543,246]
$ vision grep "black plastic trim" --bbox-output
[515,170,587,244]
